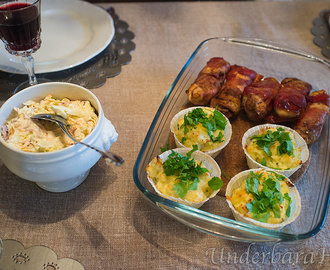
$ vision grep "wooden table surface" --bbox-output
[1,1,330,269]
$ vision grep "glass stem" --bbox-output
[21,55,38,86]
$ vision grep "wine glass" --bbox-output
[0,0,49,93]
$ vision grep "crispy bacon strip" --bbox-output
[210,65,263,118]
[187,57,230,105]
[294,90,330,145]
[242,77,281,121]
[198,57,231,80]
[306,90,330,105]
[273,78,312,119]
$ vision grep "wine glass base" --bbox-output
[14,78,52,94]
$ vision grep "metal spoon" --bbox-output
[31,114,124,166]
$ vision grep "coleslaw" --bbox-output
[1,94,98,152]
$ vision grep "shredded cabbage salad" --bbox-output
[1,94,98,152]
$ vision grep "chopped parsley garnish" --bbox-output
[284,193,292,216]
[208,176,223,191]
[249,128,295,165]
[221,170,231,180]
[160,144,170,152]
[179,108,227,144]
[187,144,199,158]
[162,149,222,198]
[244,171,292,223]
[260,158,267,166]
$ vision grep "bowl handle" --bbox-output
[101,118,118,151]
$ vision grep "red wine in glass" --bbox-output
[0,2,41,53]
[0,0,49,93]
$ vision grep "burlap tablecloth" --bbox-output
[1,1,330,269]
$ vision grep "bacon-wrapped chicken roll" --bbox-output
[187,57,230,105]
[242,77,280,121]
[187,74,221,105]
[210,65,263,118]
[198,57,231,80]
[294,90,330,145]
[273,78,312,119]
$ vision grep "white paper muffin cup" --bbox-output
[242,124,309,177]
[225,168,301,230]
[146,148,222,208]
[170,107,232,158]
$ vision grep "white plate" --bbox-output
[0,0,114,74]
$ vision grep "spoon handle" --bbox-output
[77,139,124,166]
[59,122,124,166]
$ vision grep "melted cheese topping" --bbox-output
[228,171,291,224]
[246,128,302,170]
[146,156,214,202]
[174,108,225,151]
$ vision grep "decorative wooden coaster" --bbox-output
[0,239,85,269]
[311,9,330,59]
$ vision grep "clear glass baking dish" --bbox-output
[133,37,330,242]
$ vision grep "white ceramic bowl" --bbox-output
[170,106,232,158]
[0,82,118,192]
[242,124,309,177]
[225,168,301,230]
[146,148,222,208]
